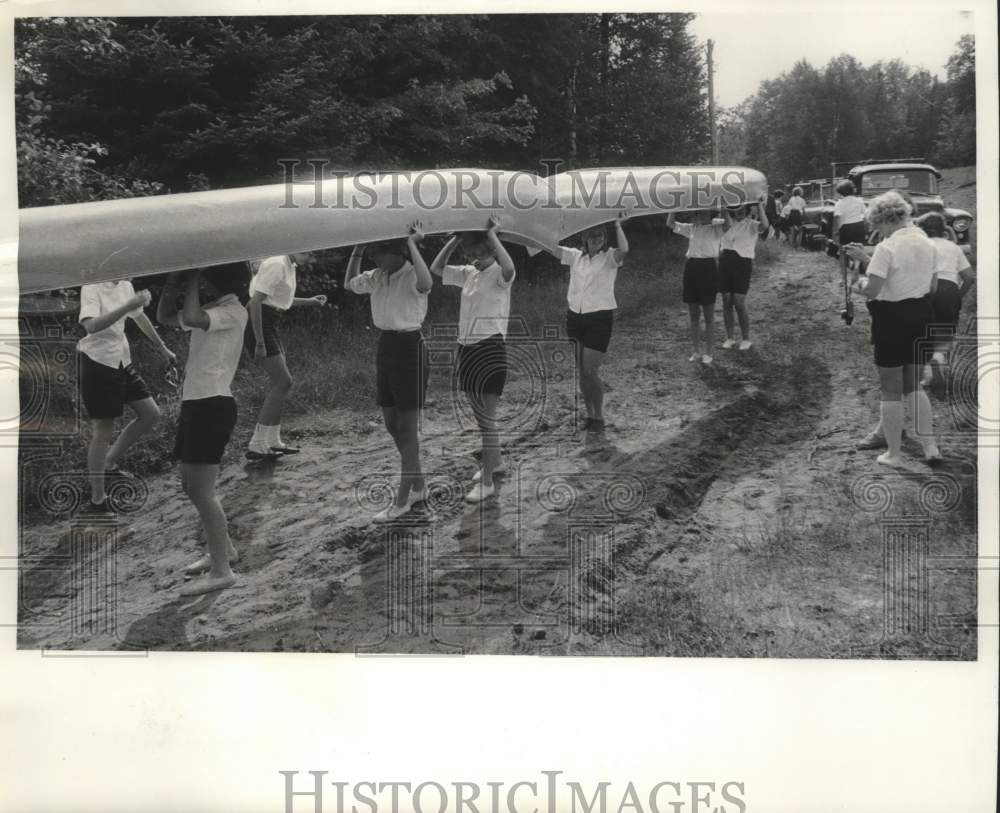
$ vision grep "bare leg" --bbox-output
[701,303,716,356]
[393,408,424,504]
[733,292,750,341]
[687,303,702,357]
[256,353,293,426]
[471,393,501,487]
[87,418,115,503]
[179,463,236,596]
[721,293,735,341]
[581,347,606,421]
[105,397,160,469]
[574,342,593,419]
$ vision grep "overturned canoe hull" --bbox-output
[16,166,767,294]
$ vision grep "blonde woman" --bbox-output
[845,191,940,468]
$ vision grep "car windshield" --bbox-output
[858,170,937,196]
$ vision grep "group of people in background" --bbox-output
[71,185,973,597]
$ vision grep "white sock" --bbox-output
[272,425,284,447]
[906,389,938,453]
[262,425,279,447]
[880,401,904,457]
[249,423,267,447]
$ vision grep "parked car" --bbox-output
[800,161,973,254]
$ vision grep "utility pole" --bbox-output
[707,39,719,165]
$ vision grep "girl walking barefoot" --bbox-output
[719,197,769,351]
[345,225,433,522]
[553,213,629,432]
[157,264,250,596]
[667,210,724,365]
[430,215,516,502]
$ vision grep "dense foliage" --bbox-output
[722,35,975,185]
[15,14,709,206]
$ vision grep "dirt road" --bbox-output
[17,241,978,658]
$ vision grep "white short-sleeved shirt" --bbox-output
[788,195,807,212]
[672,222,723,259]
[930,237,972,286]
[721,218,763,259]
[442,261,515,344]
[559,246,622,313]
[77,280,143,368]
[866,225,937,302]
[780,204,791,217]
[178,294,249,400]
[833,195,866,225]
[348,261,428,331]
[250,255,297,310]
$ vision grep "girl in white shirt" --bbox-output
[786,187,807,248]
[832,179,867,247]
[431,216,516,502]
[156,264,250,596]
[917,212,975,379]
[844,192,940,468]
[719,198,769,351]
[77,279,175,516]
[552,213,629,433]
[345,225,434,522]
[666,209,724,365]
[244,253,327,460]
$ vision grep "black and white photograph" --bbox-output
[1,3,997,810]
[7,9,990,658]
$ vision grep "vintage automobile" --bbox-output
[800,160,974,254]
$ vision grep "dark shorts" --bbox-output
[457,334,508,397]
[682,258,719,306]
[838,221,867,246]
[244,304,284,358]
[718,250,753,295]
[787,209,803,227]
[79,353,152,420]
[566,309,614,354]
[867,297,935,368]
[376,330,429,410]
[930,279,962,337]
[173,396,238,465]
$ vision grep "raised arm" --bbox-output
[156,273,183,328]
[407,223,433,294]
[613,212,629,264]
[344,246,364,289]
[430,235,461,277]
[756,197,769,233]
[666,211,677,230]
[181,270,211,330]
[486,216,516,282]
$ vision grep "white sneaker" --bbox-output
[472,466,506,483]
[465,482,496,503]
[738,340,753,351]
[688,353,700,362]
[372,502,410,523]
[701,354,713,365]
[722,338,736,349]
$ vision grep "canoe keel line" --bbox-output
[17,166,767,294]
